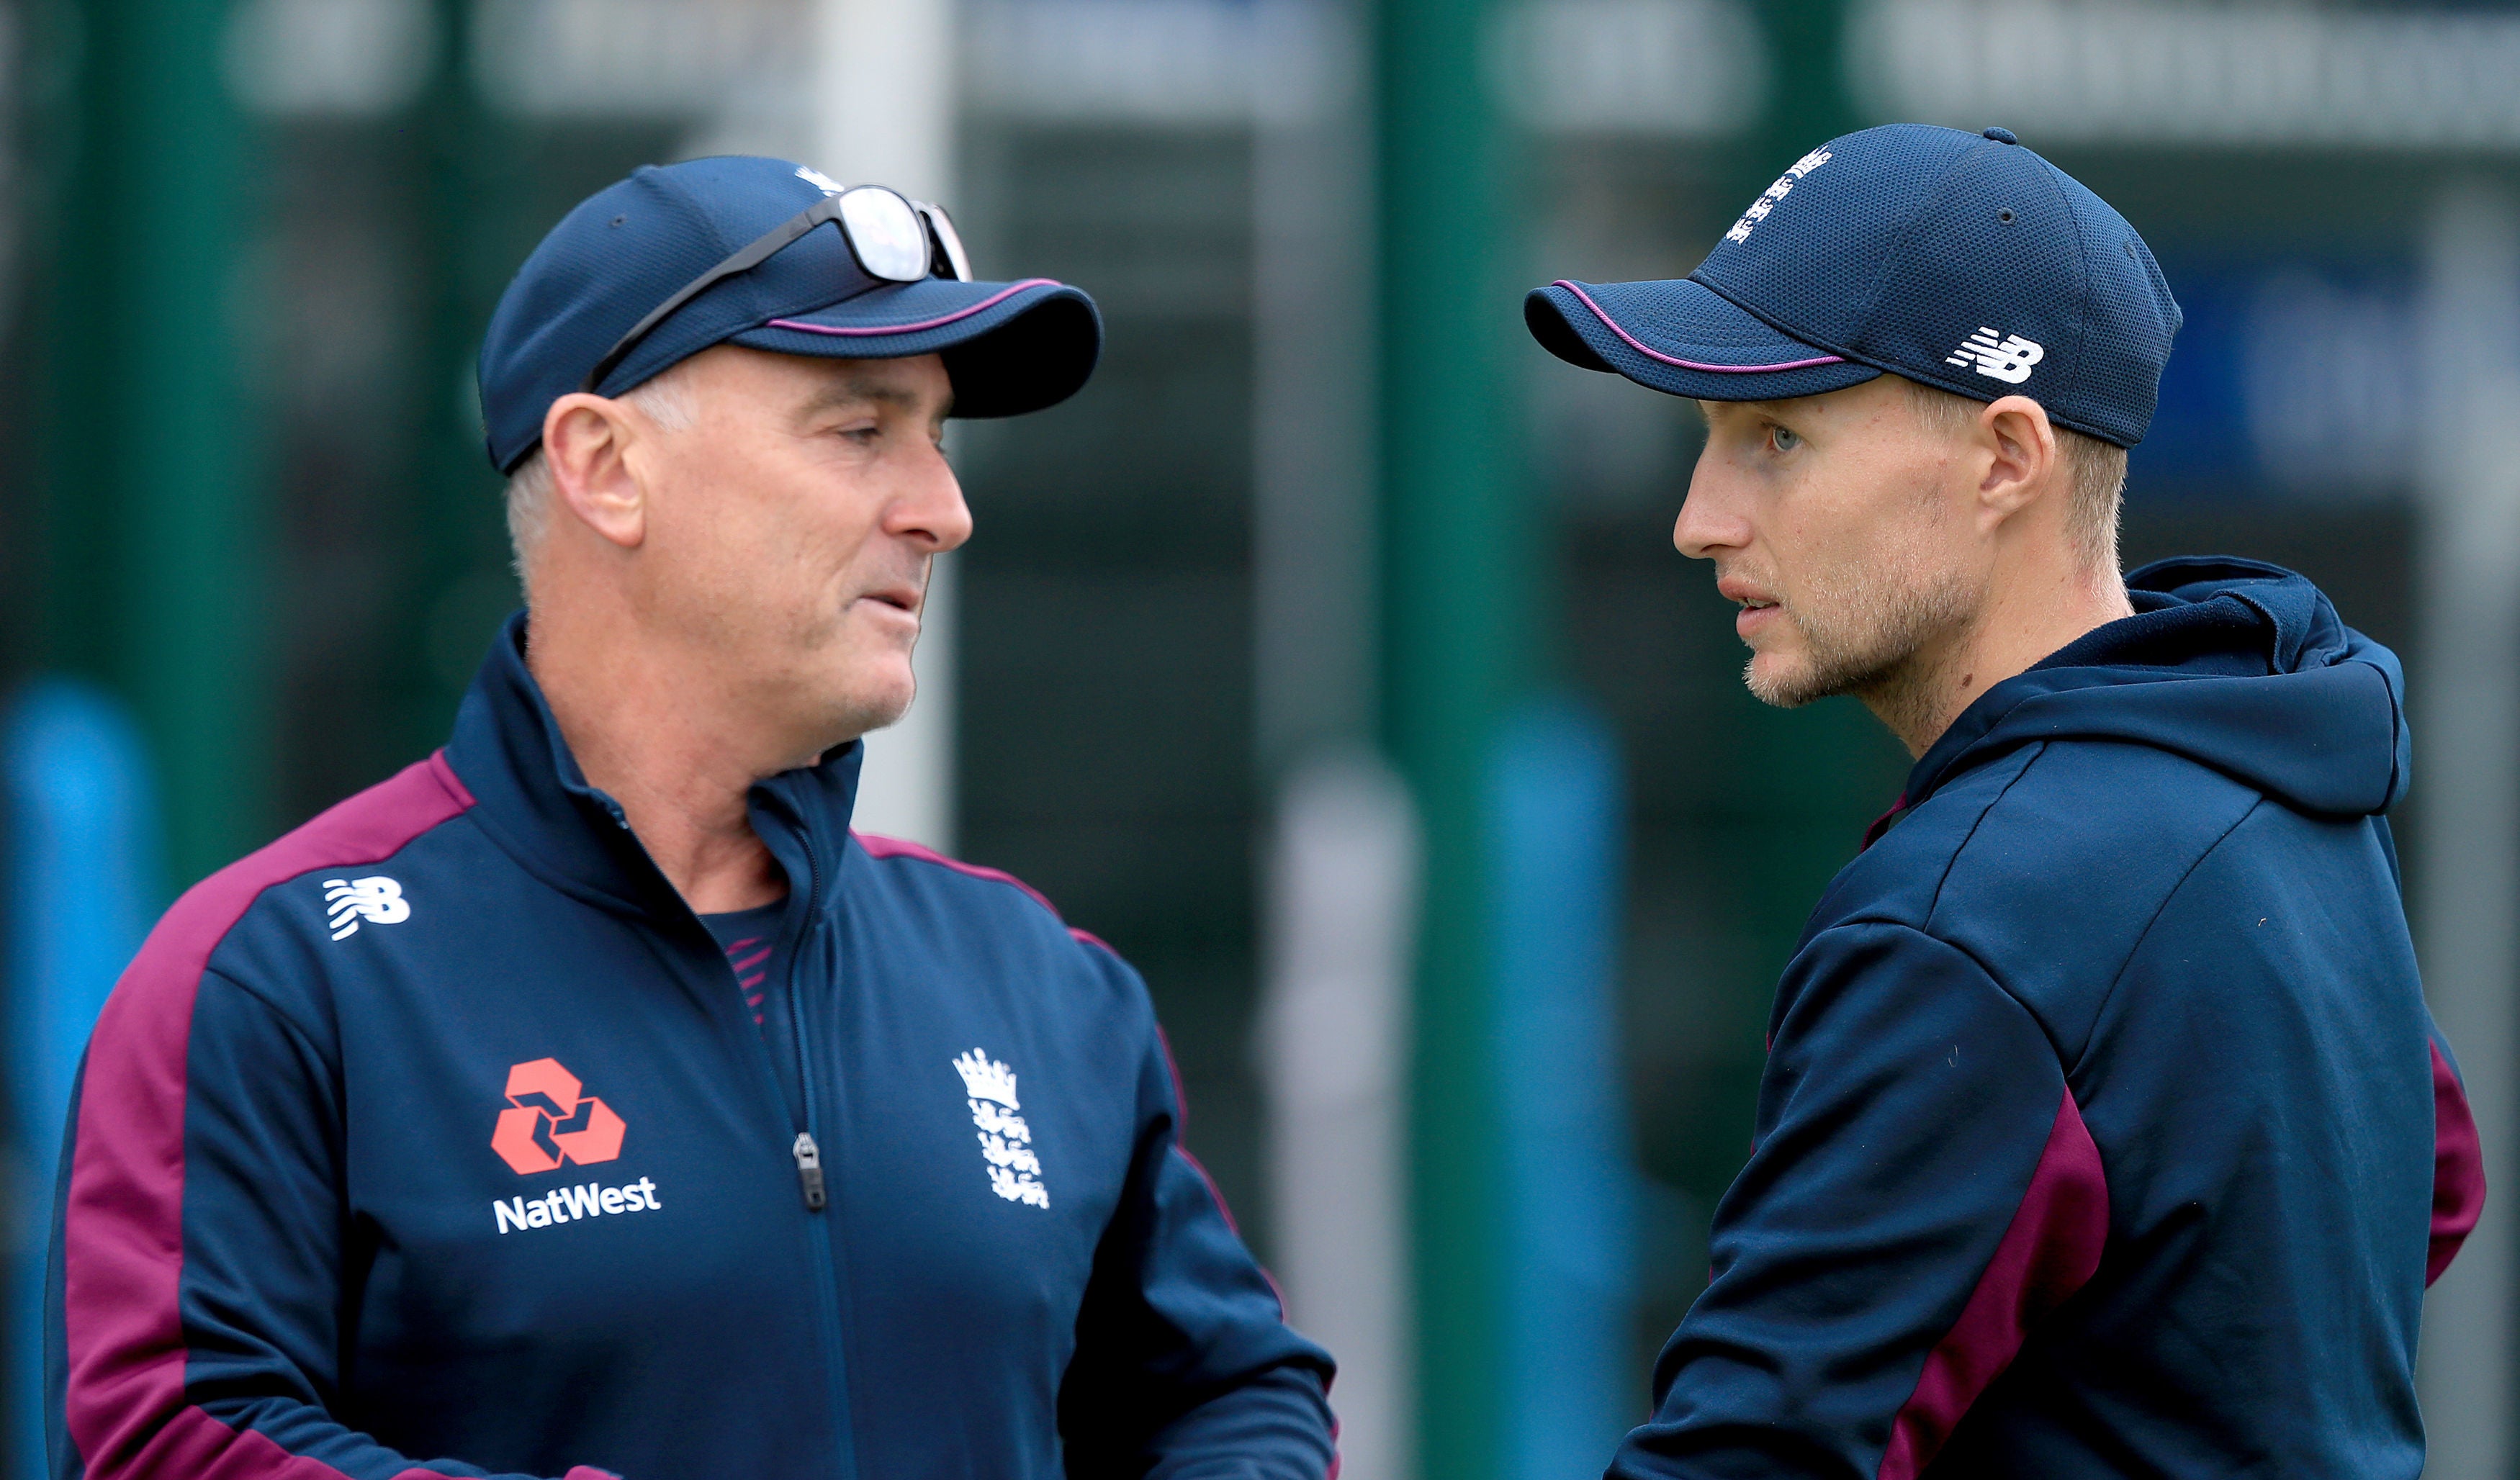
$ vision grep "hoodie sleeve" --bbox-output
[1613,922,2106,1480]
[50,943,611,1480]
[1058,949,1337,1480]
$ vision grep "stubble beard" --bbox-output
[1742,558,1977,728]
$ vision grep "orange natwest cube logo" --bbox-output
[491,1058,627,1175]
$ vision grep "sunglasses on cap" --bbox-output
[582,184,973,394]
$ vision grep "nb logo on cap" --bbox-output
[1946,328,2045,384]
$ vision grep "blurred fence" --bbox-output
[6,3,2520,1479]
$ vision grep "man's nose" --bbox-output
[1673,461,1747,561]
[892,446,974,554]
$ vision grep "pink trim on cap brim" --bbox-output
[766,278,1062,338]
[1552,280,1845,374]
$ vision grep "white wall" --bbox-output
[814,0,958,848]
[2415,181,2520,1480]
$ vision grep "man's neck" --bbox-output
[526,607,800,914]
[1863,561,2136,760]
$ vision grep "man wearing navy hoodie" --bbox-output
[49,158,1333,1480]
[1526,125,2483,1476]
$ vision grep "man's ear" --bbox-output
[542,392,650,550]
[1975,394,2059,527]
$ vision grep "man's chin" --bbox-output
[797,657,917,752]
[1742,649,1822,709]
[831,681,914,740]
[1747,639,1920,713]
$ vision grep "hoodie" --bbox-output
[1612,558,2482,1479]
[46,615,1336,1480]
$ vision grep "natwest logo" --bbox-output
[491,1058,626,1174]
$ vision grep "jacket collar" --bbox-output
[442,610,866,919]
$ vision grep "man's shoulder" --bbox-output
[94,753,480,1057]
[841,834,1155,1060]
[163,753,474,957]
[1947,731,2264,878]
[1809,736,2294,1045]
[1837,736,2267,923]
[846,831,1123,962]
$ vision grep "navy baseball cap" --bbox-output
[480,155,1103,474]
[1524,125,2182,447]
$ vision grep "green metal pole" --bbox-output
[1377,0,1527,1471]
[1755,0,1857,166]
[42,0,264,889]
[399,0,519,754]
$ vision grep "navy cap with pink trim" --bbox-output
[479,155,1102,474]
[1524,124,2181,448]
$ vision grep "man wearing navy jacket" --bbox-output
[1526,125,2483,1475]
[49,156,1335,1480]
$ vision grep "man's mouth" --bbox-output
[1718,577,1786,642]
[1714,573,1779,614]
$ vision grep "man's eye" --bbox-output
[1767,425,1801,453]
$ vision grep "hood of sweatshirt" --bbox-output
[1904,556,2409,819]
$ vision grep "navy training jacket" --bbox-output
[1614,559,2485,1479]
[47,614,1336,1480]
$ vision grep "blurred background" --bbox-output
[4,0,2520,1476]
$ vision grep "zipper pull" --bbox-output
[792,1132,828,1211]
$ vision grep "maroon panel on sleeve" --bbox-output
[97,1407,488,1480]
[60,754,474,1480]
[2429,1039,2485,1287]
[1876,1087,2110,1480]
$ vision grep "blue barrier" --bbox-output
[3,681,161,1480]
[1488,698,1639,1480]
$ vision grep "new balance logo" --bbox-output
[491,1058,627,1174]
[796,165,843,197]
[1725,148,1832,245]
[955,1047,1049,1209]
[493,1177,661,1234]
[323,876,408,939]
[1945,328,2045,384]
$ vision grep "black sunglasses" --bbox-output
[582,185,973,394]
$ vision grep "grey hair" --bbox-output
[505,367,701,588]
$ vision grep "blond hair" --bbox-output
[1901,376,2126,572]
